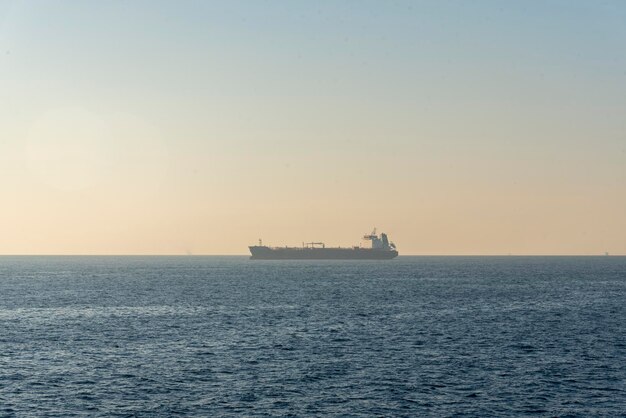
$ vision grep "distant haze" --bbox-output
[1,1,625,255]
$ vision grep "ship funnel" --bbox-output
[381,233,389,248]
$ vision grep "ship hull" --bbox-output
[249,246,398,260]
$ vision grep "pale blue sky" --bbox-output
[1,1,625,254]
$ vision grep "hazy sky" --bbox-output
[1,1,625,255]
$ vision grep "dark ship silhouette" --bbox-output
[249,229,398,260]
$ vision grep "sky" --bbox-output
[1,0,625,255]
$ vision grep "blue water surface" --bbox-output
[0,256,625,416]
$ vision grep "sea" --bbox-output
[0,256,624,416]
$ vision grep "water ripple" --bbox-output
[0,255,625,416]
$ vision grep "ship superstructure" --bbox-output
[249,229,398,260]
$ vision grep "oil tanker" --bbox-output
[249,229,398,260]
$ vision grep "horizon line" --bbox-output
[0,254,623,257]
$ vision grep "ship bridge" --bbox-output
[362,228,395,250]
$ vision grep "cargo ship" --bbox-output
[249,229,398,260]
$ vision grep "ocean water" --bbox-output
[0,256,625,416]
